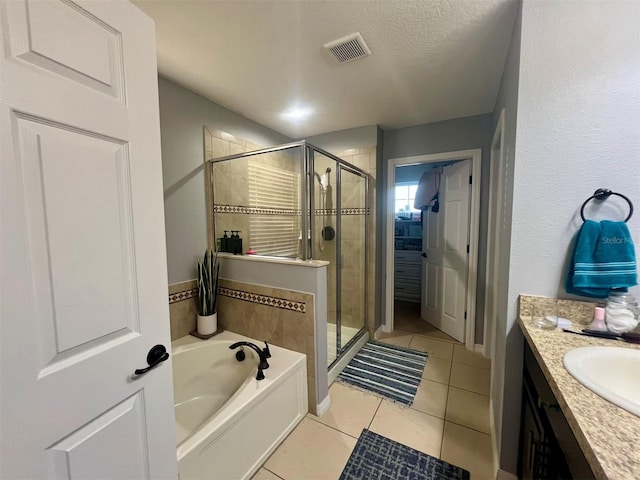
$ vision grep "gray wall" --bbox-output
[301,125,378,152]
[383,114,494,342]
[395,163,432,184]
[490,2,521,473]
[158,77,291,284]
[497,0,640,474]
[395,162,455,184]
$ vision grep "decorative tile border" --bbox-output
[169,285,307,313]
[315,207,370,215]
[213,204,370,216]
[169,288,198,304]
[218,286,306,313]
[214,204,300,216]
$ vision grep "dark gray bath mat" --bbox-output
[337,341,428,405]
[340,429,470,480]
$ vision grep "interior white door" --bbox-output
[421,187,442,326]
[0,1,177,478]
[421,160,471,342]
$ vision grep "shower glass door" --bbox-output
[311,151,339,365]
[338,166,367,354]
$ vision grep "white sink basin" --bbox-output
[563,346,640,417]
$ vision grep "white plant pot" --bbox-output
[197,312,217,335]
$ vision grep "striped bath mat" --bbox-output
[337,341,428,405]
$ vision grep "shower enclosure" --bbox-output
[207,141,369,370]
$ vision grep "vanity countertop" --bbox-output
[519,318,640,480]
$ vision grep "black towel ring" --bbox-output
[580,188,634,223]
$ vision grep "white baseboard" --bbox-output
[474,343,484,354]
[316,394,331,417]
[328,331,370,385]
[374,324,384,340]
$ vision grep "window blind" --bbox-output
[248,160,300,257]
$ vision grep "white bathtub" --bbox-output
[172,331,308,480]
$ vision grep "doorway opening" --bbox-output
[385,149,482,351]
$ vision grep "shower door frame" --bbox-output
[306,144,370,367]
[207,140,370,367]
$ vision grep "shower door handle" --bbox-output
[134,344,169,376]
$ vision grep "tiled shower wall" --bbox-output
[203,126,377,335]
[316,147,377,335]
[167,277,318,414]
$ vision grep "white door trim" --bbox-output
[484,110,505,358]
[385,149,482,351]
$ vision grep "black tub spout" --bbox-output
[229,341,270,370]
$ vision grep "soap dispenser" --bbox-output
[231,231,243,255]
[588,307,607,332]
[221,231,229,253]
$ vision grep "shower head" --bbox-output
[320,168,331,192]
[314,168,332,194]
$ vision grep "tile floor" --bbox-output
[252,310,494,480]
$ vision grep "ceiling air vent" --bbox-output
[324,32,371,64]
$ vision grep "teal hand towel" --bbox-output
[566,220,637,298]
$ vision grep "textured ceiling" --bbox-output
[134,0,518,138]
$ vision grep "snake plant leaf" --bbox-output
[196,247,220,316]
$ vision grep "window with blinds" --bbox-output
[248,159,301,257]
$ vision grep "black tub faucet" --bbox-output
[229,341,269,380]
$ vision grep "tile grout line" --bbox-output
[448,360,491,396]
[444,418,492,437]
[448,384,491,398]
[305,414,360,440]
[263,466,286,480]
[396,330,461,344]
[451,359,491,371]
[446,384,490,396]
[366,398,384,430]
[440,358,454,459]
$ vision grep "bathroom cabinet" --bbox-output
[518,344,595,480]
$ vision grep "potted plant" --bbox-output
[196,248,220,335]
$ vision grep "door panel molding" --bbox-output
[47,391,150,479]
[5,0,126,101]
[1,1,177,477]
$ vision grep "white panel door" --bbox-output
[421,160,471,342]
[0,1,177,478]
[421,194,441,324]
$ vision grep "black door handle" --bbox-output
[134,344,169,376]
[421,252,427,258]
